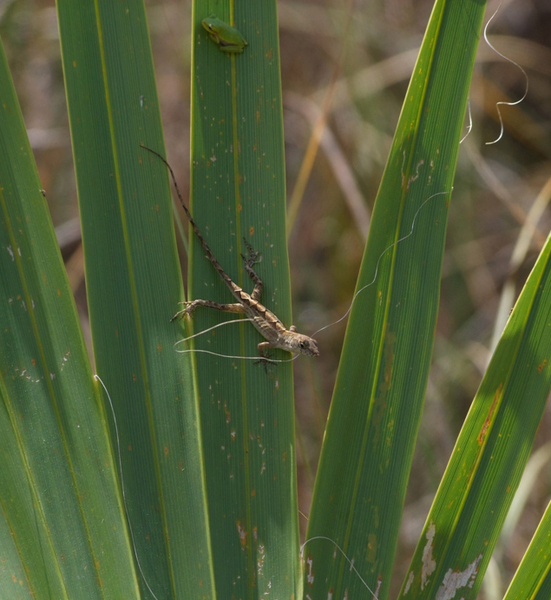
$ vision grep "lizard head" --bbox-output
[290,333,319,357]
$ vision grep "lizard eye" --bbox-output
[300,341,308,349]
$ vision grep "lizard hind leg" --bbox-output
[171,299,246,321]
[241,237,263,300]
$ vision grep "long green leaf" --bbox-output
[189,1,299,598]
[56,1,214,598]
[399,229,551,599]
[304,2,486,599]
[503,501,551,600]
[0,36,138,598]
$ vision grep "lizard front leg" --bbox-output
[172,300,246,321]
[255,341,278,367]
[254,343,276,372]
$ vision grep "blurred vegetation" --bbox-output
[2,0,550,596]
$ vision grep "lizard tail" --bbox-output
[141,144,231,283]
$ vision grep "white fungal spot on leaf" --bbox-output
[404,570,415,594]
[435,554,482,600]
[305,555,314,584]
[421,521,437,589]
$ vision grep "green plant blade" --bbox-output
[0,37,138,598]
[189,1,299,598]
[56,1,214,598]
[304,1,486,599]
[398,234,551,599]
[503,501,551,600]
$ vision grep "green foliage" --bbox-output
[0,34,139,599]
[304,2,486,598]
[0,0,550,599]
[56,1,214,597]
[189,1,299,597]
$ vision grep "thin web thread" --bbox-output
[460,98,473,144]
[484,0,529,145]
[175,189,452,362]
[98,367,380,599]
[301,536,380,600]
[311,189,452,338]
[174,318,299,363]
[175,318,254,346]
[95,375,159,600]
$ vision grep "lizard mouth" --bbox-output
[304,339,319,357]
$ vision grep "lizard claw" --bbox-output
[242,237,261,265]
[254,354,276,373]
[170,301,195,322]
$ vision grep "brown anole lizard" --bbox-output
[142,146,319,361]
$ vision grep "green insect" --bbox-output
[201,15,248,54]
